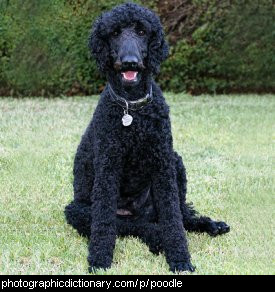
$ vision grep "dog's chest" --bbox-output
[122,113,161,149]
[120,114,165,170]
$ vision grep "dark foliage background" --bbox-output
[0,0,274,96]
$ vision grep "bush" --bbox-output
[0,0,274,96]
[157,0,275,94]
[0,0,131,96]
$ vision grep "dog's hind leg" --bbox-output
[65,134,95,236]
[64,200,92,237]
[174,152,230,236]
[181,204,230,236]
[64,203,164,256]
[73,134,95,204]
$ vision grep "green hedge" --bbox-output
[0,0,130,96]
[0,0,274,96]
[157,0,275,94]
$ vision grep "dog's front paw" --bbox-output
[88,266,98,274]
[88,255,112,274]
[88,263,111,274]
[169,261,195,273]
[207,221,230,237]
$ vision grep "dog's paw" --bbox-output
[88,266,98,274]
[207,221,230,237]
[88,258,111,274]
[88,264,110,274]
[169,261,196,273]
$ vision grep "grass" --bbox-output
[0,93,274,275]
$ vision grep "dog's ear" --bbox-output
[88,16,110,73]
[148,24,169,75]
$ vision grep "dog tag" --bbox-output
[122,113,133,126]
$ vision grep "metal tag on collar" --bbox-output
[122,99,133,126]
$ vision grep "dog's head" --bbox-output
[89,3,169,88]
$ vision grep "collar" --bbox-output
[107,83,153,111]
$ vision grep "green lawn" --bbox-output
[0,94,274,275]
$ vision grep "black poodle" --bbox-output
[65,2,230,273]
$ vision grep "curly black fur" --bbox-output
[89,3,168,75]
[65,2,230,273]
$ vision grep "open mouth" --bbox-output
[121,71,138,82]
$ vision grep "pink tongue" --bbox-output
[122,71,137,80]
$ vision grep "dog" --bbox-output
[65,2,230,273]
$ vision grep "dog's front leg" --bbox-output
[88,150,121,273]
[152,164,195,273]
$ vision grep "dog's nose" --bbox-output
[121,55,139,65]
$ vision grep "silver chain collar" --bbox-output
[107,83,153,126]
[107,83,153,111]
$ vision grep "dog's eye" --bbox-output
[138,30,145,36]
[112,30,120,37]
